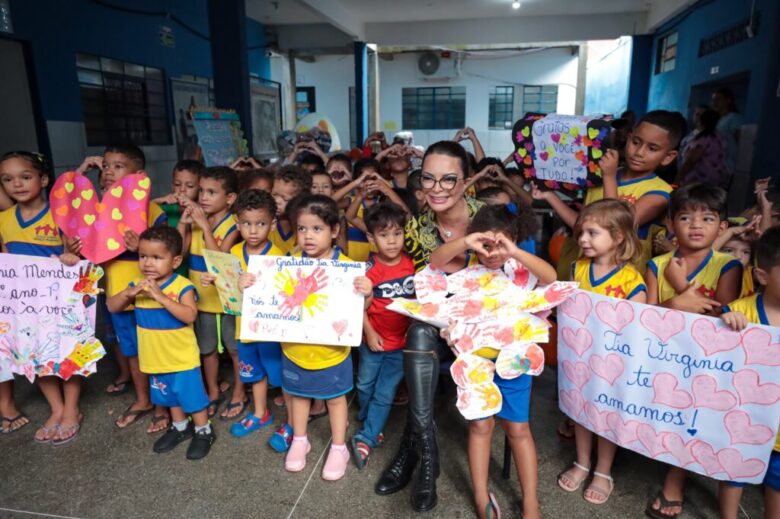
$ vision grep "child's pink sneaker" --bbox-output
[322,443,350,481]
[285,436,311,472]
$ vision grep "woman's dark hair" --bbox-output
[694,108,720,140]
[422,141,469,179]
[1,151,55,190]
[391,187,418,216]
[467,203,538,243]
[287,193,339,228]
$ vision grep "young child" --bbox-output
[407,169,425,215]
[718,226,780,519]
[281,194,372,481]
[645,183,742,519]
[534,111,680,280]
[0,151,76,439]
[228,190,290,446]
[557,199,646,504]
[107,226,214,460]
[350,202,415,469]
[715,216,761,298]
[269,165,313,255]
[311,169,334,198]
[238,168,274,193]
[430,204,557,519]
[476,186,538,255]
[178,166,243,420]
[75,145,169,431]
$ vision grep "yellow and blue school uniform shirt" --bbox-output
[281,248,353,370]
[0,203,63,257]
[572,258,647,300]
[269,221,296,255]
[189,213,237,314]
[723,292,780,452]
[347,201,378,263]
[557,172,672,280]
[648,249,742,304]
[231,240,284,338]
[131,274,200,374]
[741,265,755,299]
[105,202,167,299]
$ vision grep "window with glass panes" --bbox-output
[655,32,677,73]
[489,86,514,129]
[402,87,466,129]
[521,85,558,115]
[76,53,171,146]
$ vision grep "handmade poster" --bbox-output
[388,260,576,419]
[512,114,613,193]
[558,290,780,484]
[0,254,105,382]
[192,108,248,167]
[203,249,243,316]
[50,171,151,264]
[240,255,366,346]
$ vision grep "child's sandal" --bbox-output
[583,471,614,505]
[557,461,590,492]
[486,492,502,519]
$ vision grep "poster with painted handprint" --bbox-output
[239,255,366,346]
[558,289,780,484]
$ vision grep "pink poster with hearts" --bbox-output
[558,289,780,484]
[239,255,366,346]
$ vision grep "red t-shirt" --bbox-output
[366,254,416,351]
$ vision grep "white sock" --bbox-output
[173,420,188,432]
[195,423,212,434]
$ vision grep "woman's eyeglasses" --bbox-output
[420,174,460,191]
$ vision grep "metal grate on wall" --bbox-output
[698,14,760,57]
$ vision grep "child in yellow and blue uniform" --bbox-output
[107,226,214,460]
[226,190,287,445]
[178,166,241,419]
[269,165,312,254]
[719,226,780,519]
[645,183,742,519]
[430,204,558,519]
[281,194,373,482]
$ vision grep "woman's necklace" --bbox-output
[439,222,453,239]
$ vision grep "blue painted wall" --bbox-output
[8,0,269,123]
[583,37,632,117]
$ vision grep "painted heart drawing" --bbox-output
[690,319,741,356]
[740,328,780,366]
[561,327,592,357]
[651,372,692,409]
[50,172,151,263]
[640,308,685,343]
[595,300,634,333]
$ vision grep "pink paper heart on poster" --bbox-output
[559,389,585,419]
[691,374,737,411]
[50,172,151,264]
[606,412,639,445]
[691,441,724,476]
[716,448,765,480]
[561,327,592,357]
[733,369,780,406]
[595,300,634,333]
[640,308,685,344]
[637,424,668,457]
[661,433,696,467]
[724,410,774,445]
[561,360,590,389]
[584,402,609,434]
[651,372,692,409]
[588,353,624,385]
[740,328,780,366]
[690,319,741,356]
[560,292,591,325]
[249,320,259,333]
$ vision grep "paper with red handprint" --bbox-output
[457,382,503,420]
[496,342,545,378]
[449,315,549,354]
[240,255,367,346]
[386,299,448,328]
[414,265,449,304]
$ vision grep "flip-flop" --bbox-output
[51,421,81,446]
[219,399,249,421]
[583,471,614,505]
[34,424,59,444]
[557,461,591,492]
[1,413,30,434]
[207,395,226,418]
[105,379,131,396]
[486,492,502,519]
[146,414,170,434]
[114,405,153,429]
[645,490,683,519]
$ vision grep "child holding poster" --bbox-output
[281,194,372,482]
[557,199,647,504]
[719,226,780,519]
[107,226,214,460]
[430,204,557,519]
[177,167,243,420]
[0,151,80,441]
[645,183,742,519]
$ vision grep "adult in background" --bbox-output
[375,141,483,512]
[712,87,743,177]
[676,107,728,188]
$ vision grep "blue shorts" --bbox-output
[149,367,209,414]
[494,372,532,423]
[281,354,353,400]
[110,311,138,357]
[237,340,282,387]
[726,450,780,491]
